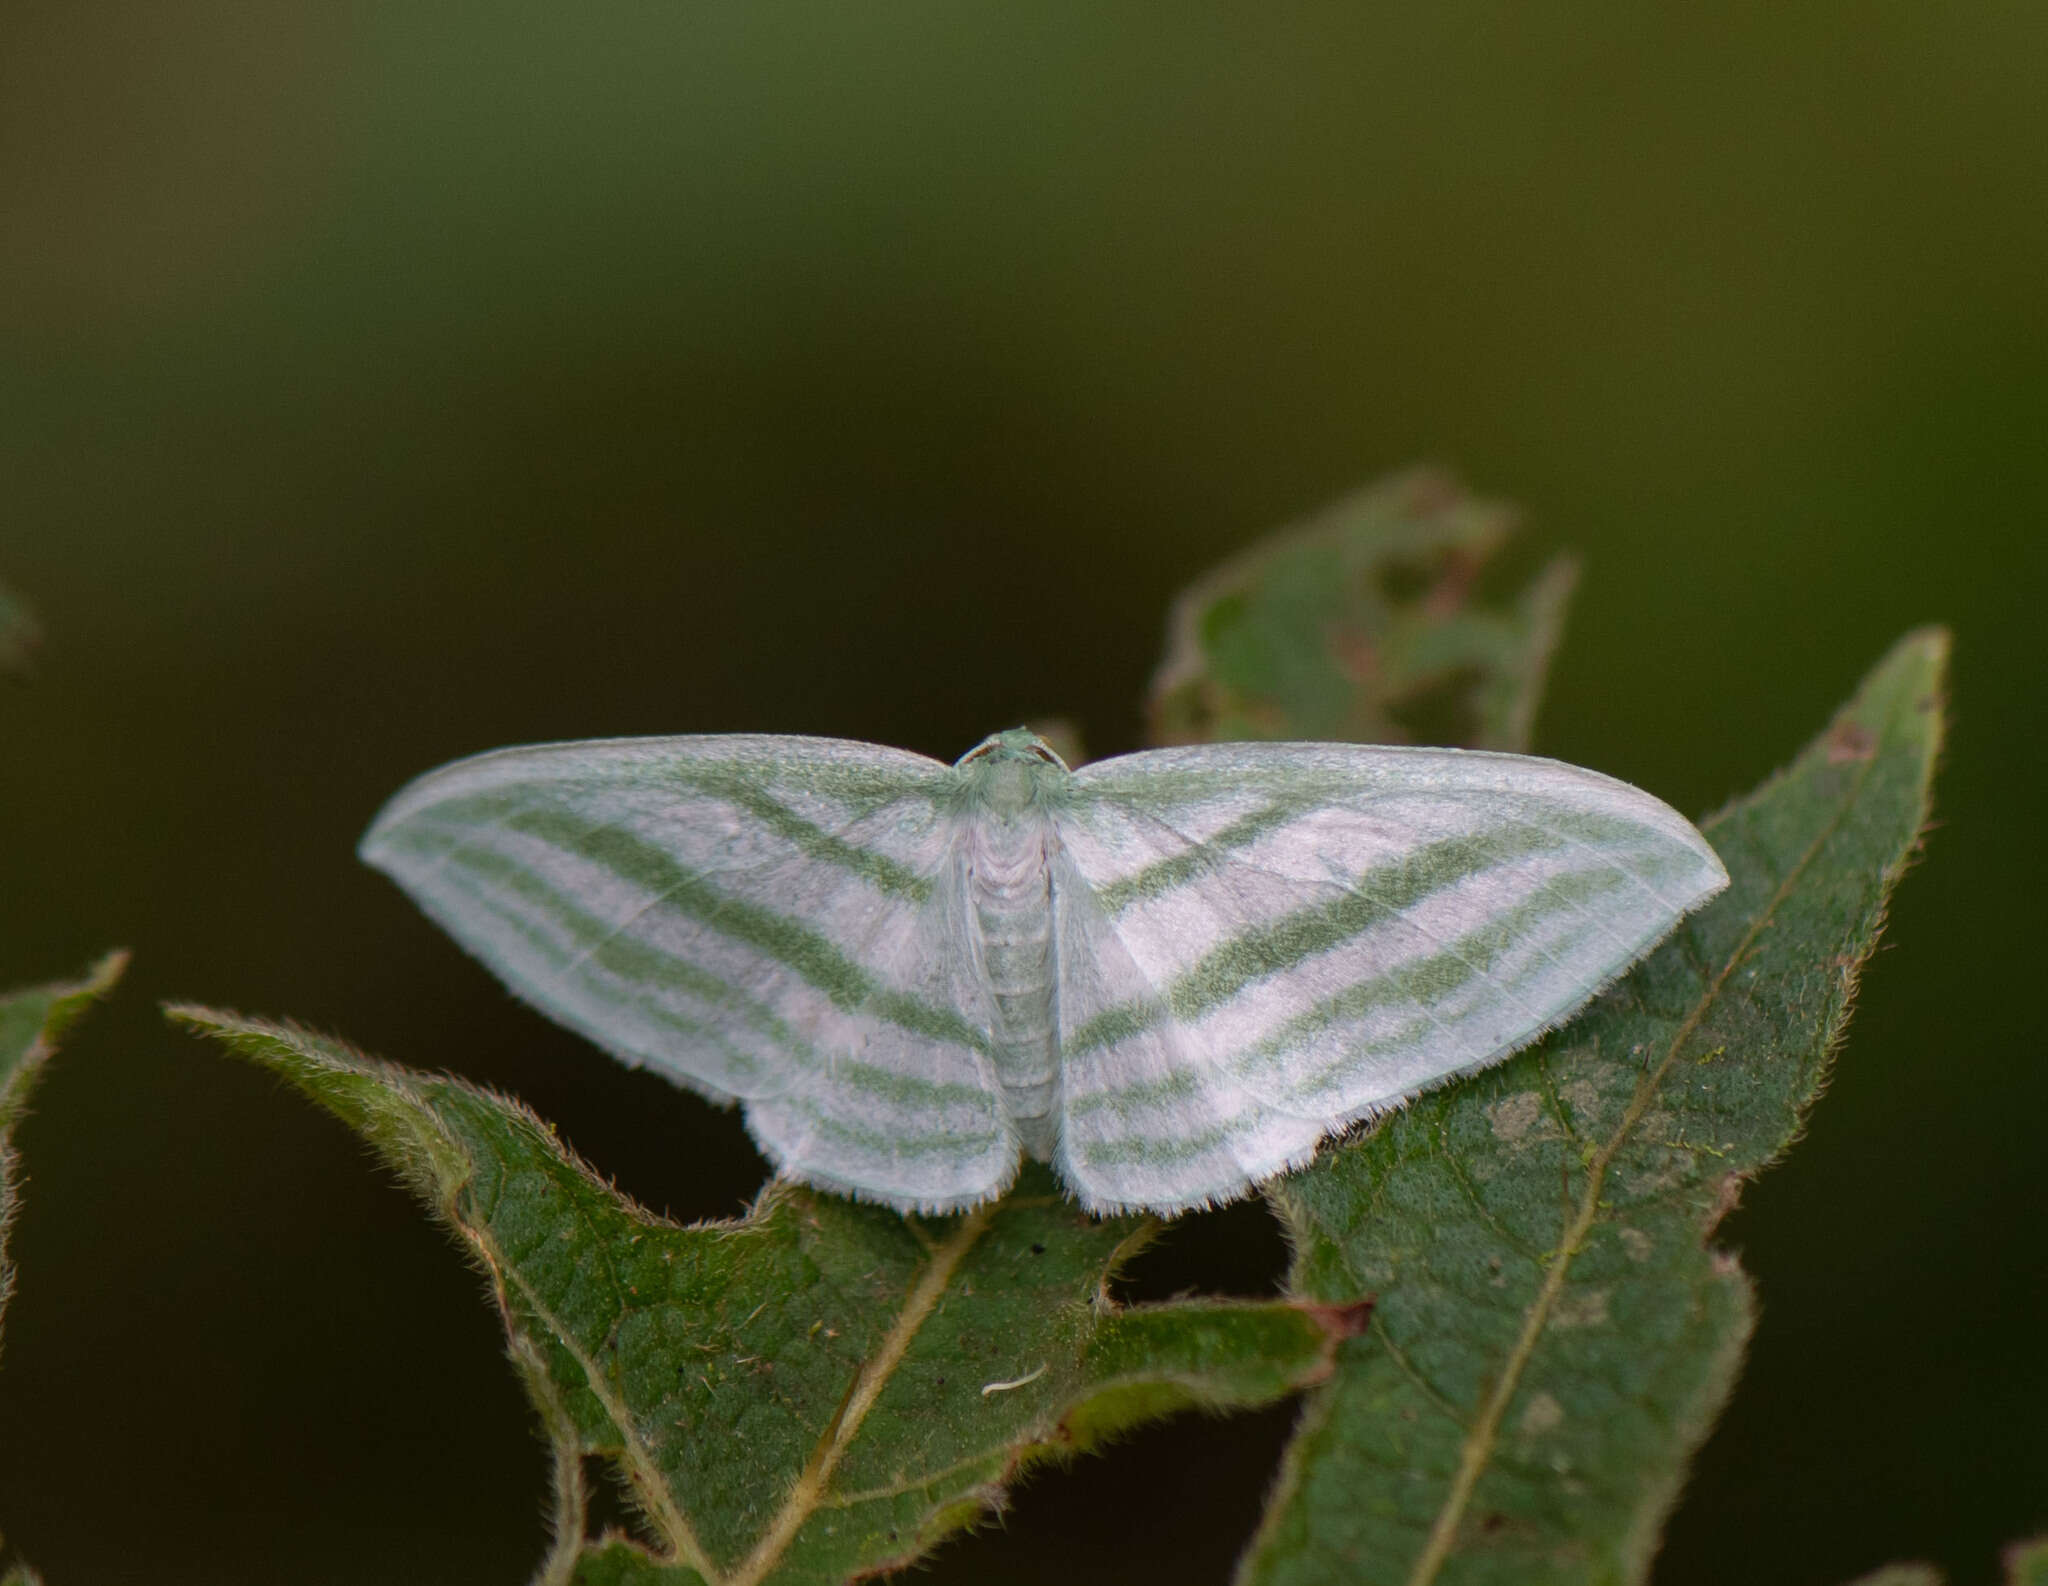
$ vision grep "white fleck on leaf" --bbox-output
[1488,1091,1548,1144]
[1551,1288,1612,1329]
[1517,1391,1566,1437]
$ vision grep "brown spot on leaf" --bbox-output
[1329,627,1382,687]
[1550,1288,1610,1329]
[1559,1078,1603,1125]
[1488,1091,1546,1144]
[1300,1296,1377,1339]
[1465,1507,1543,1547]
[1422,548,1484,618]
[1705,1171,1746,1232]
[1827,721,1877,764]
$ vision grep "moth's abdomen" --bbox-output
[968,816,1059,1159]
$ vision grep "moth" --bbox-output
[361,729,1726,1214]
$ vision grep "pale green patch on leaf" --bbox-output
[169,1010,1353,1586]
[0,582,40,676]
[1234,630,1946,1585]
[1148,467,1576,753]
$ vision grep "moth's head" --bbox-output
[956,727,1071,773]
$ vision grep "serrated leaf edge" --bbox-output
[1,952,129,1351]
[166,1005,725,1579]
[0,951,128,1121]
[1,950,128,1586]
[174,1007,1353,1586]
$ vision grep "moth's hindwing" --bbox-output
[1048,742,1727,1212]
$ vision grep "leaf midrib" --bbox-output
[729,1202,995,1586]
[484,1190,997,1586]
[1399,748,1875,1586]
[483,1222,723,1580]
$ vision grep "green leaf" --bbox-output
[1842,1537,2048,1586]
[0,582,40,676]
[1,954,125,1586]
[2006,1539,2048,1586]
[1236,629,1946,1585]
[169,1011,1354,1586]
[1148,467,1575,753]
[1,953,128,1363]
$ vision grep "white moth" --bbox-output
[361,729,1726,1215]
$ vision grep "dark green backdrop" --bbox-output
[2,6,2042,1583]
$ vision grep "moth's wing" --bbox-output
[360,734,1015,1212]
[1051,742,1728,1213]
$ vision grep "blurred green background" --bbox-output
[1,5,2043,1583]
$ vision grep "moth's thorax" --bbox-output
[954,727,1072,821]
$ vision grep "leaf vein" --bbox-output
[1399,744,1877,1585]
[483,1226,726,1584]
[728,1205,996,1586]
[1371,1326,1473,1431]
[1438,1147,1545,1269]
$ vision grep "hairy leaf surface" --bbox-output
[171,1012,1351,1585]
[1,954,126,1362]
[0,954,125,1586]
[1237,630,1946,1584]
